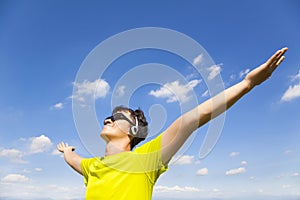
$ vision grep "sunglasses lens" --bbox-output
[103,113,134,125]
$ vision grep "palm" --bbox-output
[245,47,288,87]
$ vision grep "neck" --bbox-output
[105,139,131,156]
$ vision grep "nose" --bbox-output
[104,118,113,125]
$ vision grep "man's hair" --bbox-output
[112,106,148,150]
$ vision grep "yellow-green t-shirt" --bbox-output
[80,133,168,200]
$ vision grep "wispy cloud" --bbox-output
[116,85,126,97]
[1,174,30,183]
[282,184,292,189]
[229,151,240,157]
[0,148,27,163]
[225,167,246,175]
[201,90,209,97]
[239,68,250,79]
[290,69,300,81]
[281,70,300,102]
[50,102,64,110]
[241,161,247,165]
[72,79,110,102]
[155,185,201,193]
[34,168,42,172]
[193,54,203,65]
[170,155,194,165]
[291,172,299,177]
[229,68,250,82]
[51,149,61,156]
[281,83,300,102]
[196,167,208,176]
[149,79,201,103]
[207,64,222,80]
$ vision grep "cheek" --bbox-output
[115,121,130,133]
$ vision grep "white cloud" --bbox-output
[225,167,246,175]
[23,169,31,173]
[207,64,222,80]
[281,83,300,102]
[230,74,236,81]
[0,148,27,163]
[284,149,292,155]
[170,155,194,165]
[186,73,197,80]
[239,68,250,78]
[193,54,203,65]
[195,160,201,165]
[51,149,61,156]
[241,161,247,165]
[72,79,110,102]
[1,174,29,183]
[29,135,52,154]
[229,151,240,157]
[51,102,64,110]
[196,167,208,176]
[116,85,126,97]
[282,184,292,189]
[34,168,42,172]
[0,182,85,199]
[201,90,209,97]
[291,172,299,177]
[155,185,201,193]
[291,69,300,81]
[149,79,201,103]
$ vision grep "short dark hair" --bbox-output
[112,106,148,150]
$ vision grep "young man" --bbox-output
[57,47,288,199]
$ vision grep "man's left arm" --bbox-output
[161,47,288,165]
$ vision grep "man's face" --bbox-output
[100,111,134,142]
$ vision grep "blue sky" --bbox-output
[0,0,299,199]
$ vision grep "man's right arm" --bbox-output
[57,142,83,175]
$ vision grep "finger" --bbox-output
[274,48,287,62]
[268,48,288,70]
[270,49,285,64]
[276,56,285,66]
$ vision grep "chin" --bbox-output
[100,132,110,142]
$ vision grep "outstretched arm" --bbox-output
[57,142,83,175]
[161,47,288,165]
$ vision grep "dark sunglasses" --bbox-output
[104,112,135,126]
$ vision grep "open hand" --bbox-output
[57,142,75,153]
[245,47,288,88]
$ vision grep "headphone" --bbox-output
[130,116,139,136]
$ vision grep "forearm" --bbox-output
[196,79,252,127]
[63,150,83,175]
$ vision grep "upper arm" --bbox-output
[161,107,204,165]
[64,152,83,175]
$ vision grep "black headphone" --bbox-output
[130,116,139,136]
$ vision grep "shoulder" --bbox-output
[81,157,100,167]
[134,133,164,153]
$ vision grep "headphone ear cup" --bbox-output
[130,126,138,136]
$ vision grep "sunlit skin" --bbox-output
[100,111,134,156]
[57,47,288,175]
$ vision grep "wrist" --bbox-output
[242,79,254,92]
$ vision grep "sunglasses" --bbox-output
[104,112,135,126]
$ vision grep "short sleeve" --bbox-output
[134,133,168,183]
[81,158,95,186]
